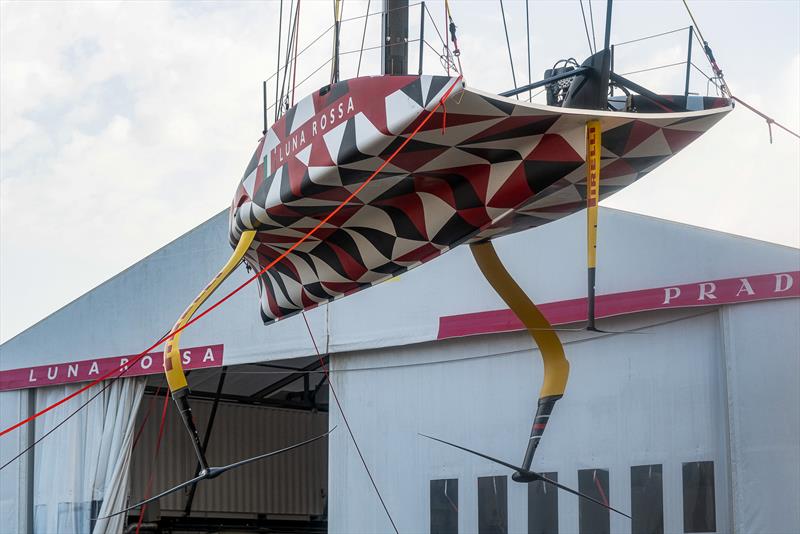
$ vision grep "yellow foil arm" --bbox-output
[163,230,256,394]
[470,241,569,398]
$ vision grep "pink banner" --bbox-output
[438,271,799,340]
[0,344,224,392]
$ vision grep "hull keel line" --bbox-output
[469,241,569,476]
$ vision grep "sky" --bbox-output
[1,0,798,343]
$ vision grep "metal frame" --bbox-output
[183,367,228,517]
[143,385,329,412]
[500,67,589,98]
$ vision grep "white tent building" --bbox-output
[1,207,798,534]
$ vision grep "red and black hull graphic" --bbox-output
[229,75,731,323]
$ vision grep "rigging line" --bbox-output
[0,332,171,438]
[132,386,162,452]
[135,390,170,534]
[0,381,113,471]
[499,0,518,98]
[689,62,715,82]
[301,312,399,534]
[690,62,722,93]
[2,76,463,442]
[525,0,532,102]
[214,337,612,377]
[619,61,685,77]
[291,0,302,107]
[356,0,371,77]
[264,24,335,86]
[293,39,423,96]
[680,0,730,95]
[422,40,455,73]
[294,57,334,91]
[530,86,547,101]
[277,0,295,117]
[274,0,284,122]
[587,0,597,55]
[423,4,448,55]
[445,0,462,75]
[731,96,800,141]
[578,0,594,55]
[278,0,299,116]
[330,0,343,84]
[444,0,450,75]
[612,26,690,47]
[422,39,457,73]
[345,39,421,56]
[340,1,422,24]
[192,309,670,382]
[276,0,297,117]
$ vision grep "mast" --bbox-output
[382,0,409,75]
[603,0,613,51]
[332,0,342,83]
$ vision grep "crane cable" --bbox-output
[499,0,518,98]
[302,312,399,533]
[681,0,727,93]
[330,0,344,84]
[525,0,532,102]
[355,0,371,77]
[587,0,597,55]
[274,0,284,121]
[290,0,302,107]
[444,0,462,75]
[134,390,170,534]
[578,0,595,55]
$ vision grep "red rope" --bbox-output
[0,75,463,439]
[593,470,609,507]
[135,390,170,533]
[131,387,161,452]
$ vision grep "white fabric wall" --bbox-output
[721,299,800,534]
[30,378,145,534]
[0,389,33,532]
[328,309,733,534]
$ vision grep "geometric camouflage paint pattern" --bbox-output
[229,75,731,323]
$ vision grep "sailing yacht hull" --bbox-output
[229,75,730,323]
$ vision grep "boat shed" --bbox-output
[1,207,798,534]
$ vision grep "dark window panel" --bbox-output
[631,464,664,534]
[431,478,459,534]
[682,461,716,533]
[478,475,508,534]
[528,471,559,534]
[578,468,610,534]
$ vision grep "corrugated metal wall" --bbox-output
[130,398,328,516]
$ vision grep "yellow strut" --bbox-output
[469,241,569,398]
[163,230,256,394]
[586,119,601,271]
